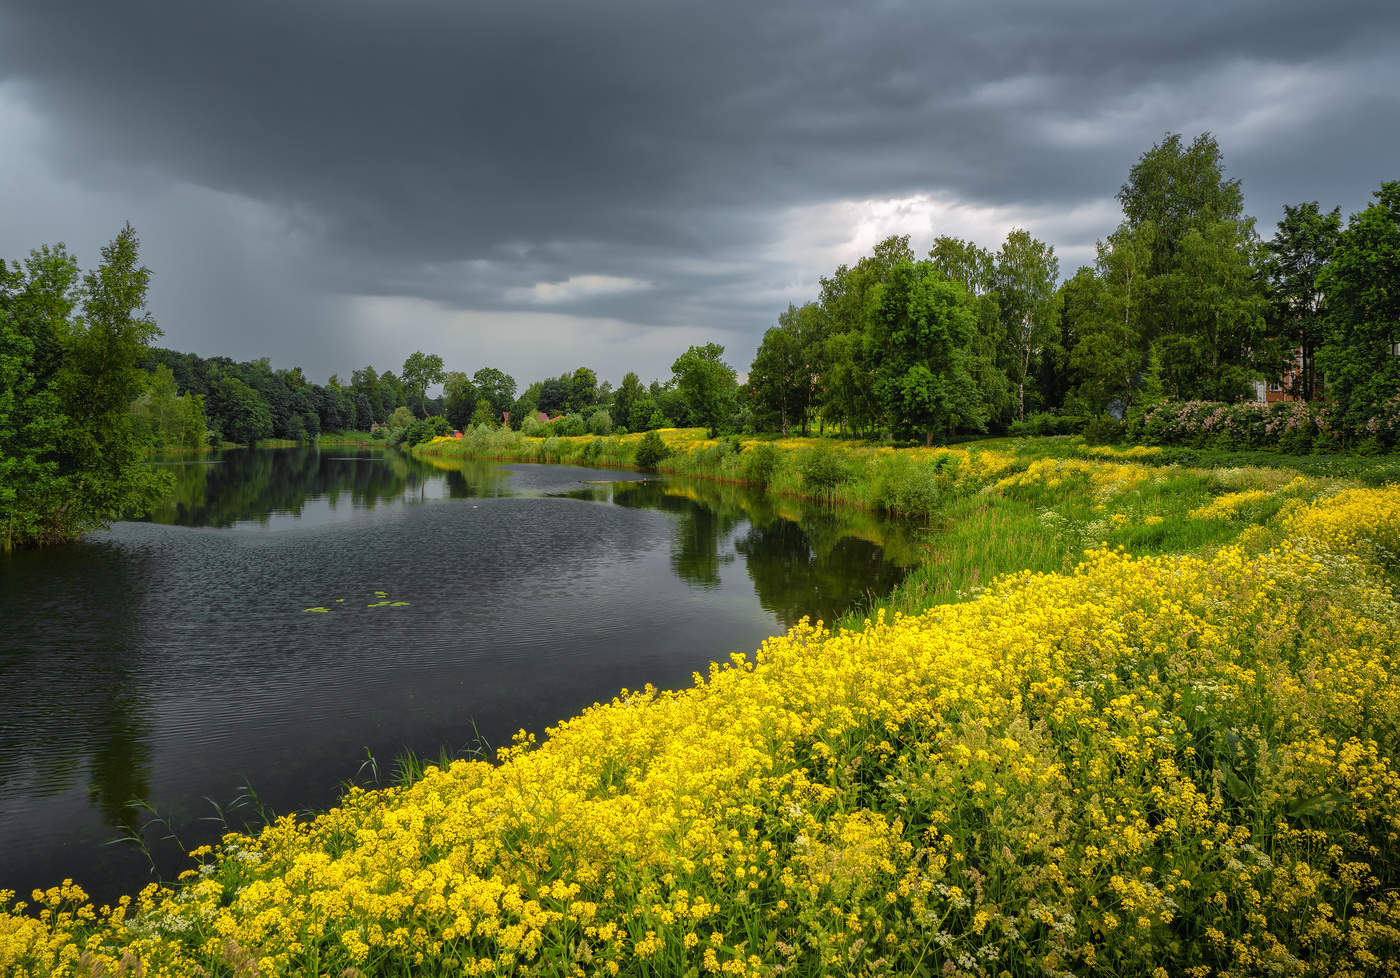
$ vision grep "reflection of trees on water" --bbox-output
[610,478,917,627]
[735,520,905,630]
[88,687,153,838]
[440,461,512,500]
[608,482,745,588]
[0,542,154,839]
[145,447,456,527]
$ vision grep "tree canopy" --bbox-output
[1,226,172,548]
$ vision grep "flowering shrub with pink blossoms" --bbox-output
[1133,396,1400,453]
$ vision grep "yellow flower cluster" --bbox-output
[1082,444,1164,460]
[994,457,1159,500]
[1189,477,1318,522]
[5,489,1400,976]
[1189,488,1275,521]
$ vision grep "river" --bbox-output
[0,446,920,903]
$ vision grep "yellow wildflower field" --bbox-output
[4,486,1399,976]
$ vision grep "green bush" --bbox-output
[587,409,612,436]
[871,453,945,519]
[553,413,586,437]
[398,415,451,447]
[1008,412,1083,437]
[634,430,670,470]
[1083,413,1126,445]
[741,443,780,489]
[799,441,848,497]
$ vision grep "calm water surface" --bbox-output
[0,447,919,902]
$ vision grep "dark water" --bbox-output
[0,447,918,903]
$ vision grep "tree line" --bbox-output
[747,133,1399,447]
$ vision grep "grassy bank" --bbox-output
[5,439,1400,976]
[417,429,1365,624]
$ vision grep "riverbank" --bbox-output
[5,441,1399,976]
[417,429,1381,622]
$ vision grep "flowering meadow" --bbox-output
[4,446,1400,976]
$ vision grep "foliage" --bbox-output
[441,371,478,430]
[1007,411,1082,437]
[586,408,613,436]
[739,442,780,488]
[1116,132,1270,401]
[634,429,670,470]
[208,376,272,446]
[798,439,848,496]
[1066,226,1152,414]
[672,343,738,437]
[1132,399,1359,454]
[995,229,1061,421]
[387,405,415,430]
[398,415,452,447]
[553,413,586,437]
[1081,412,1126,445]
[611,372,643,435]
[0,226,174,548]
[471,367,518,423]
[748,303,822,436]
[1264,201,1342,401]
[568,366,598,414]
[872,260,987,443]
[129,364,208,449]
[1316,182,1400,437]
[401,351,445,418]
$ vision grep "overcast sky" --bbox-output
[2,1,1397,387]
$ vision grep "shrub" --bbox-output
[871,453,945,519]
[689,437,741,472]
[634,430,670,470]
[587,409,613,436]
[551,413,585,437]
[1135,396,1400,454]
[799,441,848,497]
[741,443,780,489]
[397,415,451,448]
[1008,412,1083,437]
[1082,413,1126,445]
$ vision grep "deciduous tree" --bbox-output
[401,351,445,418]
[1265,201,1342,400]
[672,343,737,437]
[1317,181,1400,438]
[995,229,1061,421]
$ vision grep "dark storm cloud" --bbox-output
[1,0,1397,380]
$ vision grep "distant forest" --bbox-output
[3,132,1397,547]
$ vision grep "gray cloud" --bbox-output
[1,0,1397,383]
